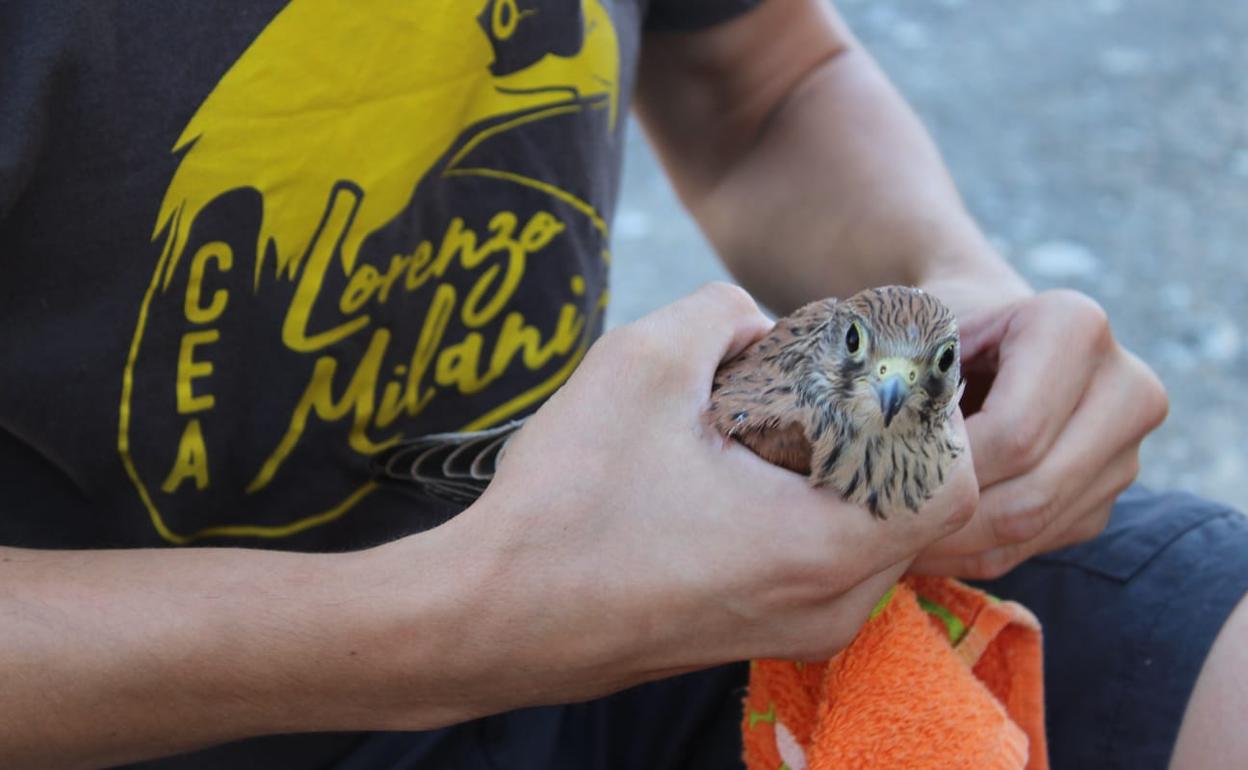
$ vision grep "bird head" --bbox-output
[826,287,961,432]
[706,285,964,515]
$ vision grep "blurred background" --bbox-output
[608,0,1248,511]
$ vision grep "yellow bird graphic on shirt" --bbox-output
[152,0,619,294]
[120,0,622,544]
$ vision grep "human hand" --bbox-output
[402,283,976,715]
[912,273,1168,578]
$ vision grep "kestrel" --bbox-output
[374,286,964,518]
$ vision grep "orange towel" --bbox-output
[742,576,1048,770]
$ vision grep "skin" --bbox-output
[2,0,1219,765]
[1170,594,1248,769]
[0,287,978,768]
[388,287,965,518]
[639,0,1233,765]
[635,0,1168,577]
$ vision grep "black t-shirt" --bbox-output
[0,0,759,553]
[1,0,759,767]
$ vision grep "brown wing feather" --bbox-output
[377,289,956,517]
[705,299,839,474]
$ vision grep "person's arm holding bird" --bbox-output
[634,0,1169,576]
[0,6,994,761]
[0,283,979,768]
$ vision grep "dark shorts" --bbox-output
[976,486,1248,770]
[333,487,1248,770]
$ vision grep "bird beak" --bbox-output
[874,375,908,428]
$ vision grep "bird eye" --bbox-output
[846,322,862,355]
[936,342,957,373]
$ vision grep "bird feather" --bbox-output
[373,286,963,518]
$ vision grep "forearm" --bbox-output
[637,0,1030,312]
[0,524,484,769]
[703,46,1028,308]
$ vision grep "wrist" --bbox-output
[905,231,1034,317]
[334,507,512,730]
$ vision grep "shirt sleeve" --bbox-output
[644,0,765,32]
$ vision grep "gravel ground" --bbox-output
[608,0,1248,512]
